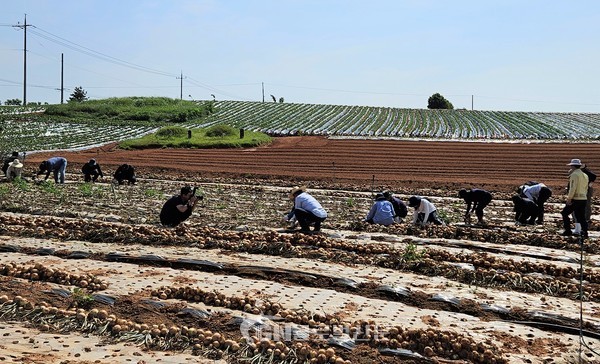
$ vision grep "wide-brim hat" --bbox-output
[289,186,306,199]
[9,159,23,168]
[567,158,582,166]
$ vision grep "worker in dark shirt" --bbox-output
[114,164,136,185]
[160,185,201,227]
[458,188,493,225]
[581,164,597,224]
[511,195,539,225]
[383,191,408,222]
[1,151,19,176]
[81,159,104,182]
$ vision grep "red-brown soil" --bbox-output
[26,136,600,192]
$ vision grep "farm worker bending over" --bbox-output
[2,151,19,177]
[458,188,492,225]
[81,159,104,182]
[383,191,408,222]
[160,185,201,227]
[408,196,444,226]
[6,159,23,181]
[285,186,327,233]
[365,193,396,226]
[37,157,67,184]
[561,159,589,238]
[511,195,538,225]
[114,164,136,185]
[518,182,552,224]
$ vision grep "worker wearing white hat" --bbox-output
[561,159,589,238]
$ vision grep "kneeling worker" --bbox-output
[160,185,201,227]
[408,196,444,226]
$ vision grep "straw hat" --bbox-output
[288,186,306,199]
[9,159,23,169]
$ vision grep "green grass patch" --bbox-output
[41,97,215,124]
[119,125,271,149]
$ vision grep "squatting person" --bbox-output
[160,185,201,227]
[285,186,327,233]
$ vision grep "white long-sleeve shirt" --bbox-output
[293,192,327,218]
[412,198,437,225]
[522,183,546,201]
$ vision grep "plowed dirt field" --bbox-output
[26,136,600,192]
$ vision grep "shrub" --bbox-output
[206,124,236,137]
[156,126,187,138]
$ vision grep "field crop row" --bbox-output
[185,101,600,140]
[1,100,600,155]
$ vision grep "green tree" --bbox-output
[427,93,454,109]
[4,99,22,106]
[279,97,284,103]
[69,86,88,102]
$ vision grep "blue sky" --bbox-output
[1,0,599,112]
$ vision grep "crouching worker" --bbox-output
[365,193,396,226]
[518,182,552,224]
[6,159,23,181]
[114,164,136,185]
[458,188,492,225]
[383,190,408,222]
[81,159,103,182]
[511,195,538,225]
[2,151,19,177]
[408,196,444,226]
[160,185,201,227]
[285,186,327,233]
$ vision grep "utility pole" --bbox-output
[13,14,32,106]
[60,53,64,104]
[176,72,186,100]
[471,95,474,111]
[262,82,265,103]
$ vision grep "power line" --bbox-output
[186,76,250,100]
[29,26,178,78]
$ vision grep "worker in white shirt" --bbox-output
[285,186,327,233]
[408,196,444,226]
[518,182,552,224]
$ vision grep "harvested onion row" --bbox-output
[0,262,107,291]
[151,286,507,363]
[0,294,350,364]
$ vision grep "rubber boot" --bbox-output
[573,223,582,235]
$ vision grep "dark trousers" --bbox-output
[562,200,588,235]
[475,199,491,221]
[294,209,325,231]
[535,187,552,223]
[160,209,192,227]
[574,186,594,224]
[416,211,444,225]
[84,173,100,182]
